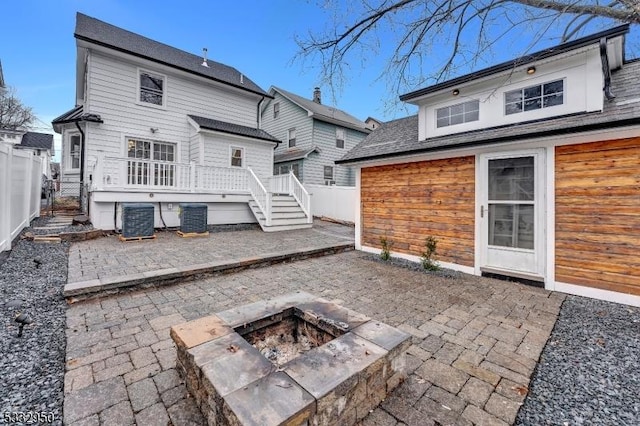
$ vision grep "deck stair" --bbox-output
[247,169,312,232]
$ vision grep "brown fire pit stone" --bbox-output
[170,291,411,426]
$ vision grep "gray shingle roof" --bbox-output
[272,87,369,132]
[75,13,269,98]
[20,132,53,151]
[188,115,279,143]
[274,146,320,164]
[338,60,640,165]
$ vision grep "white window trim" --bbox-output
[323,165,334,180]
[336,128,345,149]
[288,128,296,148]
[65,132,82,173]
[136,68,167,109]
[436,99,480,128]
[229,146,245,168]
[504,79,565,116]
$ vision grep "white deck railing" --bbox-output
[288,172,312,223]
[93,155,311,225]
[94,155,250,193]
[247,168,271,226]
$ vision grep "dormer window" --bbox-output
[436,100,479,128]
[139,70,165,106]
[505,79,563,115]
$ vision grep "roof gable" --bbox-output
[75,13,269,98]
[20,132,53,151]
[270,86,369,132]
[400,24,629,102]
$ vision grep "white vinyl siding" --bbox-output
[201,134,272,180]
[261,92,313,154]
[84,51,261,181]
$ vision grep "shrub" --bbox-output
[421,236,439,271]
[380,236,392,261]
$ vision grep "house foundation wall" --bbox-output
[555,137,640,296]
[89,197,256,230]
[360,156,475,267]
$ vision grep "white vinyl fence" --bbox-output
[305,184,356,223]
[1,142,43,252]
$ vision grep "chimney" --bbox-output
[313,87,321,104]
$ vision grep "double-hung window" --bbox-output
[230,147,244,167]
[139,70,165,106]
[127,138,175,186]
[288,128,296,148]
[336,128,345,148]
[273,102,280,119]
[505,79,564,115]
[69,135,81,170]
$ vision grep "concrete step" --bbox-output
[261,223,313,232]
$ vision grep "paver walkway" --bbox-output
[64,249,564,425]
[67,220,353,284]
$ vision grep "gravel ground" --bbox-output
[516,295,640,425]
[0,216,78,426]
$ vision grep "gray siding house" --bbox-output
[261,87,370,186]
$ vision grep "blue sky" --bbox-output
[2,1,638,161]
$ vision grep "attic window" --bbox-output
[505,79,563,115]
[139,70,165,106]
[274,102,280,119]
[436,100,479,128]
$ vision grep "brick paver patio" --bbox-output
[64,245,564,425]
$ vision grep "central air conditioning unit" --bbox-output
[179,203,208,234]
[121,203,155,239]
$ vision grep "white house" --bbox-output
[261,87,370,186]
[338,25,640,307]
[53,13,311,232]
[0,131,53,178]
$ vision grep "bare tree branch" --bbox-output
[295,0,638,112]
[0,87,35,130]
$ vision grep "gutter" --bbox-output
[600,38,616,101]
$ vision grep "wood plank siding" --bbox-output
[555,137,640,295]
[361,157,475,267]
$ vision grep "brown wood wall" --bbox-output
[361,156,475,267]
[555,137,640,295]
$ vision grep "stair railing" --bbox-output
[288,171,312,223]
[247,168,271,226]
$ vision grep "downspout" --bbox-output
[75,120,87,214]
[256,96,265,129]
[600,37,615,101]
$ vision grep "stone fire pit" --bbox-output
[170,292,410,425]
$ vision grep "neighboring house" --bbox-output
[17,132,54,177]
[338,25,640,307]
[52,13,311,232]
[365,117,383,131]
[261,86,370,186]
[0,130,53,177]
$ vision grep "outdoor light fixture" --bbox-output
[527,66,536,75]
[452,89,460,96]
[15,313,33,337]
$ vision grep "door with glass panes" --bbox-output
[479,150,545,280]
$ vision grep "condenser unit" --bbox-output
[179,203,208,234]
[121,203,155,239]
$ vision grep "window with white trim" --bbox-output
[230,147,244,167]
[139,70,165,106]
[288,128,296,148]
[126,138,175,186]
[436,100,479,128]
[505,79,564,115]
[336,128,345,148]
[273,102,280,119]
[275,162,301,179]
[324,165,334,184]
[69,134,81,170]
